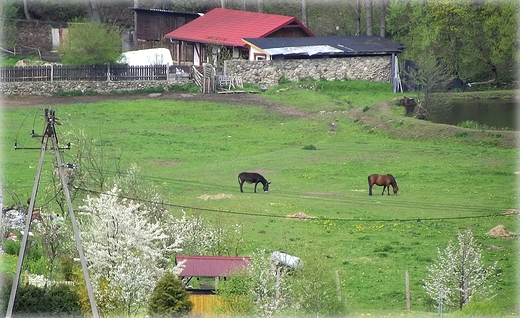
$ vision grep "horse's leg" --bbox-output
[386,185,390,195]
[368,176,373,195]
[239,181,244,193]
[381,185,386,195]
[254,182,258,193]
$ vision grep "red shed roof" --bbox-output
[165,8,314,47]
[176,255,251,277]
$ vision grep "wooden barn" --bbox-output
[164,8,314,67]
[176,254,251,316]
[132,8,201,61]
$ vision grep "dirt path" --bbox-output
[1,91,310,118]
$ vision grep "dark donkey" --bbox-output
[368,174,399,196]
[238,172,271,193]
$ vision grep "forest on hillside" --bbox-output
[2,0,518,84]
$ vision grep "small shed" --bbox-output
[243,36,403,60]
[176,255,251,316]
[165,8,314,67]
[176,254,251,292]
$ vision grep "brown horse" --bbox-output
[368,174,398,196]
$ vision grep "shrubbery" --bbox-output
[2,240,20,256]
[0,277,81,317]
[148,272,193,317]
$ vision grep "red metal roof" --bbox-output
[176,255,251,277]
[164,8,314,47]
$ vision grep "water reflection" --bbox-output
[422,99,516,130]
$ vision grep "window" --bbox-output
[254,53,267,61]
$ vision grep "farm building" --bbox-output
[176,254,251,315]
[132,8,201,61]
[224,35,404,91]
[165,8,314,67]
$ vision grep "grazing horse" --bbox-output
[368,174,398,196]
[238,172,271,193]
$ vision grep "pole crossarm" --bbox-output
[5,109,99,318]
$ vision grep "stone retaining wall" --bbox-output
[0,79,190,96]
[224,56,392,89]
[1,56,392,96]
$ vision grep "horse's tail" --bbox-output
[367,175,372,186]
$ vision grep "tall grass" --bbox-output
[1,81,517,316]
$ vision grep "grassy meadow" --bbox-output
[1,81,518,317]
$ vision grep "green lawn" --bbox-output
[1,81,517,316]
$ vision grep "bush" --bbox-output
[7,283,81,316]
[2,240,20,255]
[302,145,317,150]
[169,83,200,93]
[0,273,13,315]
[148,272,193,317]
[450,300,506,316]
[59,256,75,281]
[60,18,121,65]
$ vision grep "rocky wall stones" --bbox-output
[225,56,392,89]
[0,79,190,96]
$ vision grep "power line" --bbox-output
[73,186,507,223]
[68,165,514,214]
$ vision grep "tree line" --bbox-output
[1,0,517,84]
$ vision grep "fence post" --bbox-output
[50,64,54,83]
[107,63,110,81]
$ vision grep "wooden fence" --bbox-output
[0,64,192,82]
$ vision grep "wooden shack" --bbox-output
[176,254,251,316]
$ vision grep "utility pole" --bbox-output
[5,109,99,318]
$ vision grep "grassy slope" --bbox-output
[1,82,517,316]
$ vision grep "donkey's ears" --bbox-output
[268,182,272,184]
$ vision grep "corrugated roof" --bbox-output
[165,8,314,47]
[176,255,251,277]
[244,36,403,56]
[132,7,201,18]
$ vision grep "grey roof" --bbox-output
[243,36,403,57]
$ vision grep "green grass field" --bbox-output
[1,81,517,316]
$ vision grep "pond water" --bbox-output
[424,99,517,130]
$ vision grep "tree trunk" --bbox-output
[257,0,264,12]
[380,0,387,37]
[356,0,361,35]
[23,0,32,20]
[366,0,373,36]
[301,0,308,27]
[85,0,102,23]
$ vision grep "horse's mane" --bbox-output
[387,174,396,184]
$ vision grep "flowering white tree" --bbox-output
[169,210,244,256]
[424,230,498,310]
[79,185,184,317]
[249,249,292,318]
[217,249,292,317]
